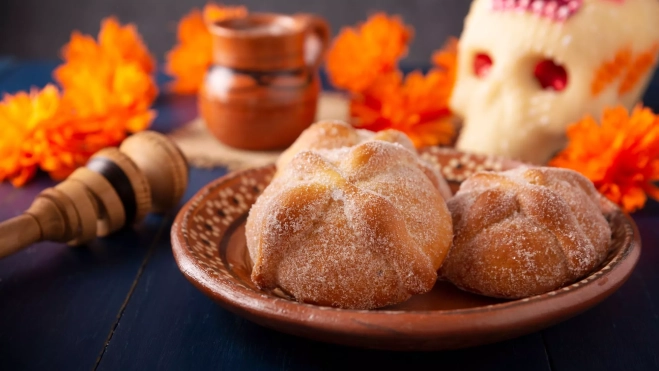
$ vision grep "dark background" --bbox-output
[0,0,469,65]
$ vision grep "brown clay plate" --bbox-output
[171,147,641,351]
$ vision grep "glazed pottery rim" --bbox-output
[208,12,303,38]
[171,162,641,338]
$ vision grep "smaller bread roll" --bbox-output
[441,166,612,299]
[276,120,452,200]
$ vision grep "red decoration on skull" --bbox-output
[534,59,568,91]
[491,0,583,21]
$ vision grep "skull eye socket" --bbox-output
[534,59,568,91]
[473,53,493,78]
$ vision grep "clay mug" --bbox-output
[199,13,330,150]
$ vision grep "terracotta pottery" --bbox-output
[171,148,641,351]
[199,13,330,150]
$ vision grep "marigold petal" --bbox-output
[165,4,248,94]
[550,104,659,212]
[326,13,412,94]
[203,3,248,24]
[0,84,69,187]
[10,166,37,187]
[350,66,455,147]
[1,17,158,187]
[98,16,156,74]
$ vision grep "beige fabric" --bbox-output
[168,92,350,170]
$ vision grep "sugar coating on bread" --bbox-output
[246,140,454,309]
[441,166,612,299]
[275,120,453,200]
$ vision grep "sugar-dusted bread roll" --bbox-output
[246,140,454,309]
[441,166,612,299]
[276,120,453,200]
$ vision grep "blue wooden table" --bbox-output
[0,61,658,371]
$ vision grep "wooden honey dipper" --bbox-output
[0,131,189,259]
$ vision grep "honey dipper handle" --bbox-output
[0,214,42,259]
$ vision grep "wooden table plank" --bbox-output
[96,166,551,371]
[0,62,170,371]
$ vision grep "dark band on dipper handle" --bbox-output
[87,157,137,226]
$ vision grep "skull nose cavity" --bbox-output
[473,53,493,78]
[534,59,568,91]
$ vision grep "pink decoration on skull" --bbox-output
[491,0,583,21]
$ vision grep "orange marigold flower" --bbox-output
[60,61,158,134]
[0,17,159,187]
[55,17,158,139]
[0,85,69,186]
[98,17,155,74]
[165,4,248,94]
[45,68,157,182]
[351,68,455,148]
[203,3,247,24]
[549,105,659,213]
[347,37,458,148]
[326,13,413,94]
[56,17,155,85]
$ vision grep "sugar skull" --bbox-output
[451,0,659,164]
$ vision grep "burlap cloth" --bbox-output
[168,92,350,170]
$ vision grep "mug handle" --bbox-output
[295,14,331,69]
